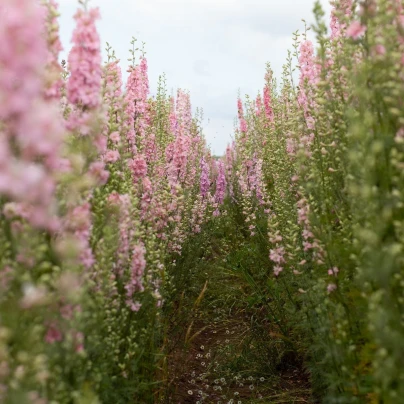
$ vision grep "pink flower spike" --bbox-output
[67,7,102,109]
[129,155,147,182]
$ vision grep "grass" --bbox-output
[160,205,315,403]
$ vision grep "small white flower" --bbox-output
[20,283,47,309]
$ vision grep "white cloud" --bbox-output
[58,0,332,155]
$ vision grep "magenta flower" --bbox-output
[45,324,63,344]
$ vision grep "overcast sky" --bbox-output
[58,0,332,155]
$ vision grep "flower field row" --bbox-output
[0,0,225,402]
[227,0,404,402]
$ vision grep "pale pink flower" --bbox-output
[330,0,353,39]
[110,131,120,143]
[0,0,47,118]
[270,247,285,264]
[104,149,120,163]
[374,44,386,56]
[346,21,367,40]
[124,57,150,151]
[67,7,102,108]
[88,161,109,185]
[328,267,339,276]
[176,89,192,137]
[327,283,337,293]
[127,301,142,312]
[125,243,146,307]
[64,202,94,269]
[129,155,147,181]
[103,60,123,104]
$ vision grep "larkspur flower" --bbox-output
[346,21,367,39]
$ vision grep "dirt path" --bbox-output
[165,299,312,403]
[162,219,314,403]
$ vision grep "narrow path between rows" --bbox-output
[163,215,313,404]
